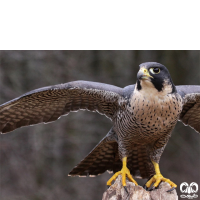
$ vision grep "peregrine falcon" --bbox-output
[0,62,200,191]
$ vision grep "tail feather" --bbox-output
[69,131,154,179]
[69,136,120,177]
[128,145,155,179]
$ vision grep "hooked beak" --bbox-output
[137,68,153,80]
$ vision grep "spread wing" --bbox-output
[176,85,200,133]
[0,81,124,134]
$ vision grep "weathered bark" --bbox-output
[102,175,178,200]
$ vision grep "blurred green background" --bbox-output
[0,50,199,200]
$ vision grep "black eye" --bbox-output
[150,67,160,74]
[153,68,160,73]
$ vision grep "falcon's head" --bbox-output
[136,62,176,94]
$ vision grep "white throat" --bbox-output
[135,79,173,100]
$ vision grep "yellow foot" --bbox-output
[145,173,177,189]
[107,157,138,187]
[145,161,177,190]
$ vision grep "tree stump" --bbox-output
[102,175,178,200]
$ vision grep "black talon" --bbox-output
[147,186,156,191]
[151,186,155,190]
[143,185,147,190]
[124,186,129,194]
[167,187,175,192]
[147,187,152,191]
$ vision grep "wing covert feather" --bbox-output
[176,85,200,133]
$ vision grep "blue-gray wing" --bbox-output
[0,81,125,134]
[176,85,200,133]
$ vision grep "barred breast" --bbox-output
[114,87,183,158]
